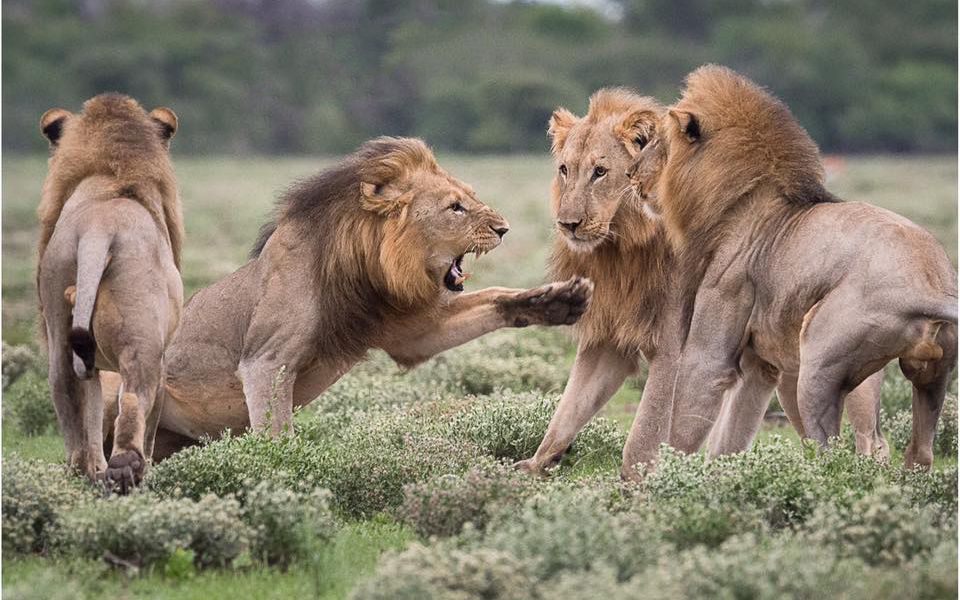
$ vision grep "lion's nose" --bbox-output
[559,219,582,234]
[491,225,509,239]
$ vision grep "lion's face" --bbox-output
[548,92,662,253]
[361,160,509,293]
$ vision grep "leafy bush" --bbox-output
[241,481,338,567]
[2,457,94,554]
[895,466,958,519]
[4,371,57,436]
[643,438,821,528]
[472,486,661,582]
[397,459,538,538]
[57,493,249,568]
[631,533,872,600]
[349,543,538,600]
[2,342,42,389]
[446,391,624,467]
[804,486,944,566]
[321,421,480,518]
[147,432,326,500]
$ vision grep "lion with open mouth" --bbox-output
[98,137,591,458]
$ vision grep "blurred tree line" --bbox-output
[3,0,956,154]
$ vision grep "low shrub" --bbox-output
[895,466,958,518]
[642,438,821,528]
[4,371,57,436]
[473,486,661,582]
[321,423,480,517]
[641,498,765,550]
[805,486,945,566]
[57,493,249,568]
[241,481,338,567]
[349,543,538,600]
[2,342,42,389]
[630,533,872,600]
[446,391,624,467]
[397,459,538,538]
[147,432,325,500]
[2,457,94,554]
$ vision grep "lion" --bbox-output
[515,88,886,480]
[628,65,956,469]
[104,137,591,457]
[36,93,183,491]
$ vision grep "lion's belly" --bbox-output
[160,341,249,440]
[160,378,250,440]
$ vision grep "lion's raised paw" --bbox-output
[509,276,593,327]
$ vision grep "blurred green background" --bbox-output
[3,0,957,155]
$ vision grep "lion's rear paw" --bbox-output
[105,450,144,494]
[511,277,593,326]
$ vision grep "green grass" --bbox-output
[2,154,956,598]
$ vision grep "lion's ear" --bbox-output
[548,108,578,154]
[669,109,700,143]
[149,107,178,146]
[359,181,405,217]
[40,108,71,146]
[616,109,655,157]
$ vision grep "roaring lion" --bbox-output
[515,88,886,479]
[109,137,591,456]
[628,65,956,469]
[36,94,183,491]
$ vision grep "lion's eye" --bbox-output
[449,201,465,214]
[559,164,567,177]
[593,165,607,179]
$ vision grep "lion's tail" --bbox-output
[69,232,112,379]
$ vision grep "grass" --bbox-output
[2,154,956,598]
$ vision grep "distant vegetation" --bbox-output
[3,0,956,155]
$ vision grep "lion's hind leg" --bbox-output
[105,345,163,493]
[899,321,957,470]
[843,371,888,459]
[47,345,89,474]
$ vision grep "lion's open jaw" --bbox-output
[444,254,469,292]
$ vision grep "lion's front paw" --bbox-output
[506,277,593,327]
[105,450,144,494]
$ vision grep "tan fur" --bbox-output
[549,89,669,355]
[145,137,592,454]
[37,94,183,491]
[520,87,888,479]
[38,97,183,278]
[629,65,955,469]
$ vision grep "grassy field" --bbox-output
[2,154,957,599]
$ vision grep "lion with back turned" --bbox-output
[37,94,183,492]
[516,88,886,479]
[100,136,592,458]
[627,65,954,469]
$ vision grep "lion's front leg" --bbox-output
[516,342,636,475]
[238,358,297,436]
[381,277,592,367]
